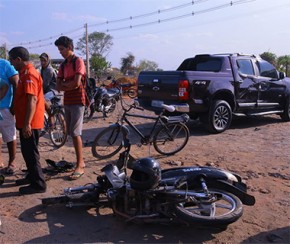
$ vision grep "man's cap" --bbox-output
[39,53,49,60]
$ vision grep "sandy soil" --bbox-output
[0,101,289,243]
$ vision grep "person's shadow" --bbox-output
[19,204,223,243]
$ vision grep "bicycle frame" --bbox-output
[118,106,175,145]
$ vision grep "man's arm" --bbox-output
[22,94,37,138]
[58,74,82,91]
[9,74,19,115]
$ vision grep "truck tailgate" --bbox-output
[138,71,184,107]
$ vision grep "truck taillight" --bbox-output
[178,80,189,100]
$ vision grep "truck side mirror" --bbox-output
[279,71,285,79]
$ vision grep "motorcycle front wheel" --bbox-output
[174,189,243,226]
[83,104,95,123]
[106,97,117,114]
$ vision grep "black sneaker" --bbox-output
[15,178,30,186]
[19,185,46,195]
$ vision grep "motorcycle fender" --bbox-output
[101,164,125,188]
[208,179,256,206]
[162,167,239,184]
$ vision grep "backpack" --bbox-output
[60,56,92,104]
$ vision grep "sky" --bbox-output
[0,0,290,70]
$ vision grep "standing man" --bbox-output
[54,36,86,180]
[0,58,18,175]
[9,46,46,194]
[39,52,57,125]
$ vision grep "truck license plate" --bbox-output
[151,100,164,108]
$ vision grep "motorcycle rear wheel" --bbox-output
[174,189,243,226]
[127,88,137,98]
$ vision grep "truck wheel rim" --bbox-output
[213,105,229,130]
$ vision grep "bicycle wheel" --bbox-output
[91,125,125,159]
[153,122,189,155]
[40,113,48,137]
[127,88,137,99]
[49,110,67,148]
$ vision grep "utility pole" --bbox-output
[85,23,90,78]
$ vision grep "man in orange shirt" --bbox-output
[9,46,47,194]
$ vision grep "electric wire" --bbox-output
[8,0,253,51]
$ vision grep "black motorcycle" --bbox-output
[42,138,255,228]
[84,77,120,122]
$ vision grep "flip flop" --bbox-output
[4,165,16,175]
[69,172,84,181]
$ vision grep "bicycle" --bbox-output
[40,92,67,148]
[91,98,190,159]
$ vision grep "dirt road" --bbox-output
[0,105,289,243]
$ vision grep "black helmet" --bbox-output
[130,157,161,190]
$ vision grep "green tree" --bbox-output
[90,54,111,80]
[120,52,135,75]
[76,31,113,57]
[137,59,159,72]
[277,55,290,77]
[0,45,7,59]
[29,53,39,60]
[260,52,277,66]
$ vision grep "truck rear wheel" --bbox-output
[280,97,290,121]
[202,100,232,133]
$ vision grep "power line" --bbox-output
[9,0,254,51]
[97,0,254,33]
[10,26,84,47]
[10,0,210,48]
[89,0,208,27]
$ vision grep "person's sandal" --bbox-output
[5,165,16,175]
[69,172,84,180]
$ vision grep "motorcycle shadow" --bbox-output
[19,204,226,243]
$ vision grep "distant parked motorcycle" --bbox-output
[106,79,137,99]
[42,138,255,228]
[84,77,120,122]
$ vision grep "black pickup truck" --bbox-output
[137,53,290,133]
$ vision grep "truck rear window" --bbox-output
[177,57,222,72]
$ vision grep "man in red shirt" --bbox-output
[9,46,47,194]
[54,36,86,180]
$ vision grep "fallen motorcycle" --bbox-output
[42,139,255,228]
